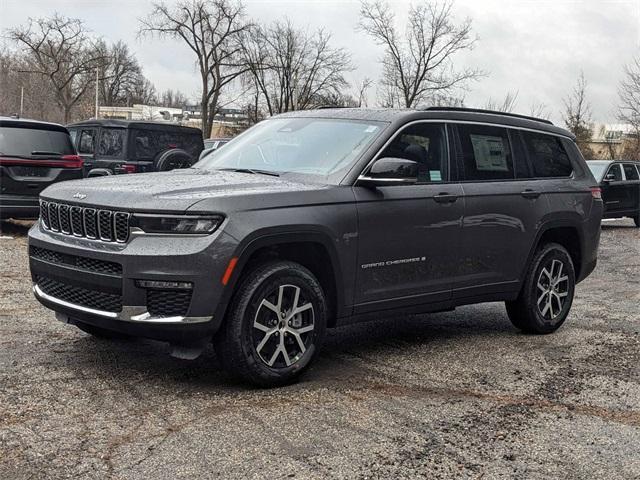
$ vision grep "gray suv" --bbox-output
[28,107,603,386]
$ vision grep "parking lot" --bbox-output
[0,219,638,479]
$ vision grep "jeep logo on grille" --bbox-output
[72,192,86,200]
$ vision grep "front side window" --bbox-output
[622,163,639,180]
[522,132,573,177]
[376,123,447,183]
[97,128,125,157]
[457,124,514,181]
[196,118,384,180]
[78,129,95,154]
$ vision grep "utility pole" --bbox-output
[20,87,24,117]
[95,68,99,118]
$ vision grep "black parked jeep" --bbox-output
[30,107,603,386]
[587,160,640,226]
[67,119,204,177]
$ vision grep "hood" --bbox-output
[40,168,326,213]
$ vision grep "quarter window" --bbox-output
[457,124,514,181]
[622,164,639,180]
[522,132,573,177]
[377,123,447,183]
[98,128,125,157]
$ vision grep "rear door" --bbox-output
[452,124,551,297]
[601,163,627,215]
[621,163,640,213]
[0,123,83,199]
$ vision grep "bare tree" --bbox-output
[484,91,518,113]
[128,76,158,105]
[563,72,594,158]
[140,0,250,138]
[160,89,190,108]
[529,102,550,120]
[359,0,481,108]
[356,77,373,107]
[7,15,104,123]
[0,49,60,120]
[240,19,352,115]
[94,40,143,106]
[618,56,640,160]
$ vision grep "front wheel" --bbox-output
[506,243,576,334]
[214,261,327,387]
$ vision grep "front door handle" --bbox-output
[433,193,459,204]
[521,189,541,199]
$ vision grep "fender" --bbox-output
[213,227,349,324]
[518,213,585,285]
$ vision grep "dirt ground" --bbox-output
[1,219,639,479]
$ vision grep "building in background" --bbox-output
[98,104,249,138]
[587,123,636,160]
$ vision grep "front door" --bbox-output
[353,122,463,313]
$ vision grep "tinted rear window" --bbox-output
[623,164,639,180]
[0,126,74,157]
[522,132,573,177]
[98,128,125,157]
[132,129,202,160]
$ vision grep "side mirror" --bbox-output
[603,172,616,183]
[357,157,418,187]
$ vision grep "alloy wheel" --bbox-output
[252,284,315,368]
[536,259,569,320]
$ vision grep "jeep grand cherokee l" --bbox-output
[0,118,83,220]
[29,107,603,386]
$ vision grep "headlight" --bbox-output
[132,214,224,234]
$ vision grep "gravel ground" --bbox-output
[1,219,639,479]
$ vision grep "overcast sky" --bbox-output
[1,0,638,124]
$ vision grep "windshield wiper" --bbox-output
[31,151,62,156]
[217,167,280,177]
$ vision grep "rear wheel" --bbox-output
[633,212,639,228]
[214,261,327,387]
[506,243,575,334]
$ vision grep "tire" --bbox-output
[214,260,327,387]
[634,212,639,228]
[75,322,131,339]
[155,149,193,171]
[506,242,576,334]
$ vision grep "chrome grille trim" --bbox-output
[39,201,130,243]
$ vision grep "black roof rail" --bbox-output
[422,106,554,125]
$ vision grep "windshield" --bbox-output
[587,162,608,181]
[195,117,385,179]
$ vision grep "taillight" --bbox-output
[122,164,137,174]
[590,187,602,200]
[60,155,84,168]
[0,155,83,168]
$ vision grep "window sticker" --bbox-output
[470,134,508,171]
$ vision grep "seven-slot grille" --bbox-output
[40,201,130,242]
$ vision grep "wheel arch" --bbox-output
[522,217,585,284]
[214,230,346,328]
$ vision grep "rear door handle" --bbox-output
[433,193,459,204]
[521,189,541,199]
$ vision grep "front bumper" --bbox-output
[28,220,238,343]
